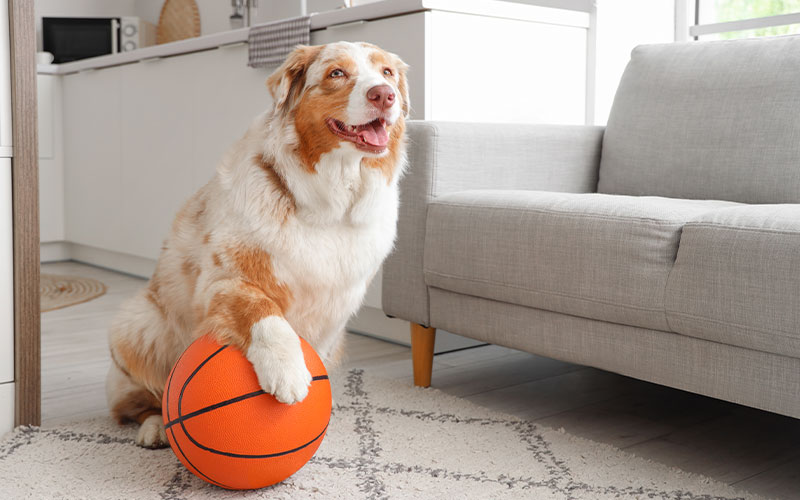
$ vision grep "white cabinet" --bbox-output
[63,67,125,253]
[38,74,66,243]
[118,57,196,259]
[63,48,271,261]
[0,0,11,150]
[0,159,12,385]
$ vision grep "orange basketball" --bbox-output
[162,335,331,490]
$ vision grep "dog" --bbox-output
[105,41,409,448]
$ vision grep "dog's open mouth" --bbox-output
[326,117,389,154]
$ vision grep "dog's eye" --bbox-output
[383,68,393,77]
[329,69,345,78]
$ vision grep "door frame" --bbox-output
[9,0,40,426]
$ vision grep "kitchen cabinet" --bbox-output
[38,74,66,245]
[63,67,125,254]
[0,0,13,434]
[0,159,13,386]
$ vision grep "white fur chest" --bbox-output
[266,164,399,339]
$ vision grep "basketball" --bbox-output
[161,334,331,490]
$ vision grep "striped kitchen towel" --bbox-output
[248,16,311,68]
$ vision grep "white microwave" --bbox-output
[43,16,156,64]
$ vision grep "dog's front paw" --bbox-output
[247,316,312,405]
[136,414,169,449]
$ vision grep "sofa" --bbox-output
[381,35,800,419]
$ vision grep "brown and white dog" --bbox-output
[106,42,409,448]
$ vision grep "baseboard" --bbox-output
[40,241,71,262]
[40,242,156,279]
[347,306,484,353]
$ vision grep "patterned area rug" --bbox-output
[0,370,761,499]
[41,273,107,312]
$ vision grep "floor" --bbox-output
[42,261,800,500]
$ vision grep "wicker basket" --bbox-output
[156,0,201,45]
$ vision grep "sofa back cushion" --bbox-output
[597,36,800,204]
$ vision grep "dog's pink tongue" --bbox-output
[358,121,389,147]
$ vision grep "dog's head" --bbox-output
[266,42,409,169]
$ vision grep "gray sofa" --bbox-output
[381,35,800,419]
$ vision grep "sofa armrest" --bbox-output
[382,120,605,326]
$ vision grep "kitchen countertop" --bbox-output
[37,0,591,76]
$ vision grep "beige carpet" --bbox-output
[40,273,106,312]
[0,369,762,499]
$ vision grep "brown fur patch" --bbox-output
[203,233,211,244]
[266,45,324,113]
[112,340,166,406]
[256,155,296,220]
[145,289,167,320]
[181,258,200,291]
[199,247,293,352]
[212,253,222,267]
[293,69,356,172]
[110,386,162,425]
[194,199,206,221]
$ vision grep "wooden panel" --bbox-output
[9,0,41,426]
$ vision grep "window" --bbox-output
[692,0,800,39]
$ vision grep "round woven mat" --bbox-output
[40,274,107,313]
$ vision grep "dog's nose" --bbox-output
[367,85,395,110]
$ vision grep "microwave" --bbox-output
[43,17,156,64]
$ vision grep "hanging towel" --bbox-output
[247,16,311,68]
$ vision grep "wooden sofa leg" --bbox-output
[411,323,436,387]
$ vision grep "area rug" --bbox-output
[0,369,761,500]
[41,273,107,312]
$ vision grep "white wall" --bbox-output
[593,0,675,124]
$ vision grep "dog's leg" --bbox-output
[106,361,168,448]
[106,288,179,448]
[201,282,311,404]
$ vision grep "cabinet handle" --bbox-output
[218,42,247,50]
[326,20,367,31]
[140,57,162,64]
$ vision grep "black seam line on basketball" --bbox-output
[168,425,232,490]
[177,344,328,460]
[174,344,235,490]
[183,418,329,459]
[166,347,233,490]
[164,374,330,430]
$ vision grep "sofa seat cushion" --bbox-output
[666,205,800,358]
[423,190,737,331]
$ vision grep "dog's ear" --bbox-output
[393,55,410,118]
[266,45,322,113]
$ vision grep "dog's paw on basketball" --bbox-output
[247,317,313,405]
[136,414,169,449]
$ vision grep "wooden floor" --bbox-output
[42,262,800,499]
